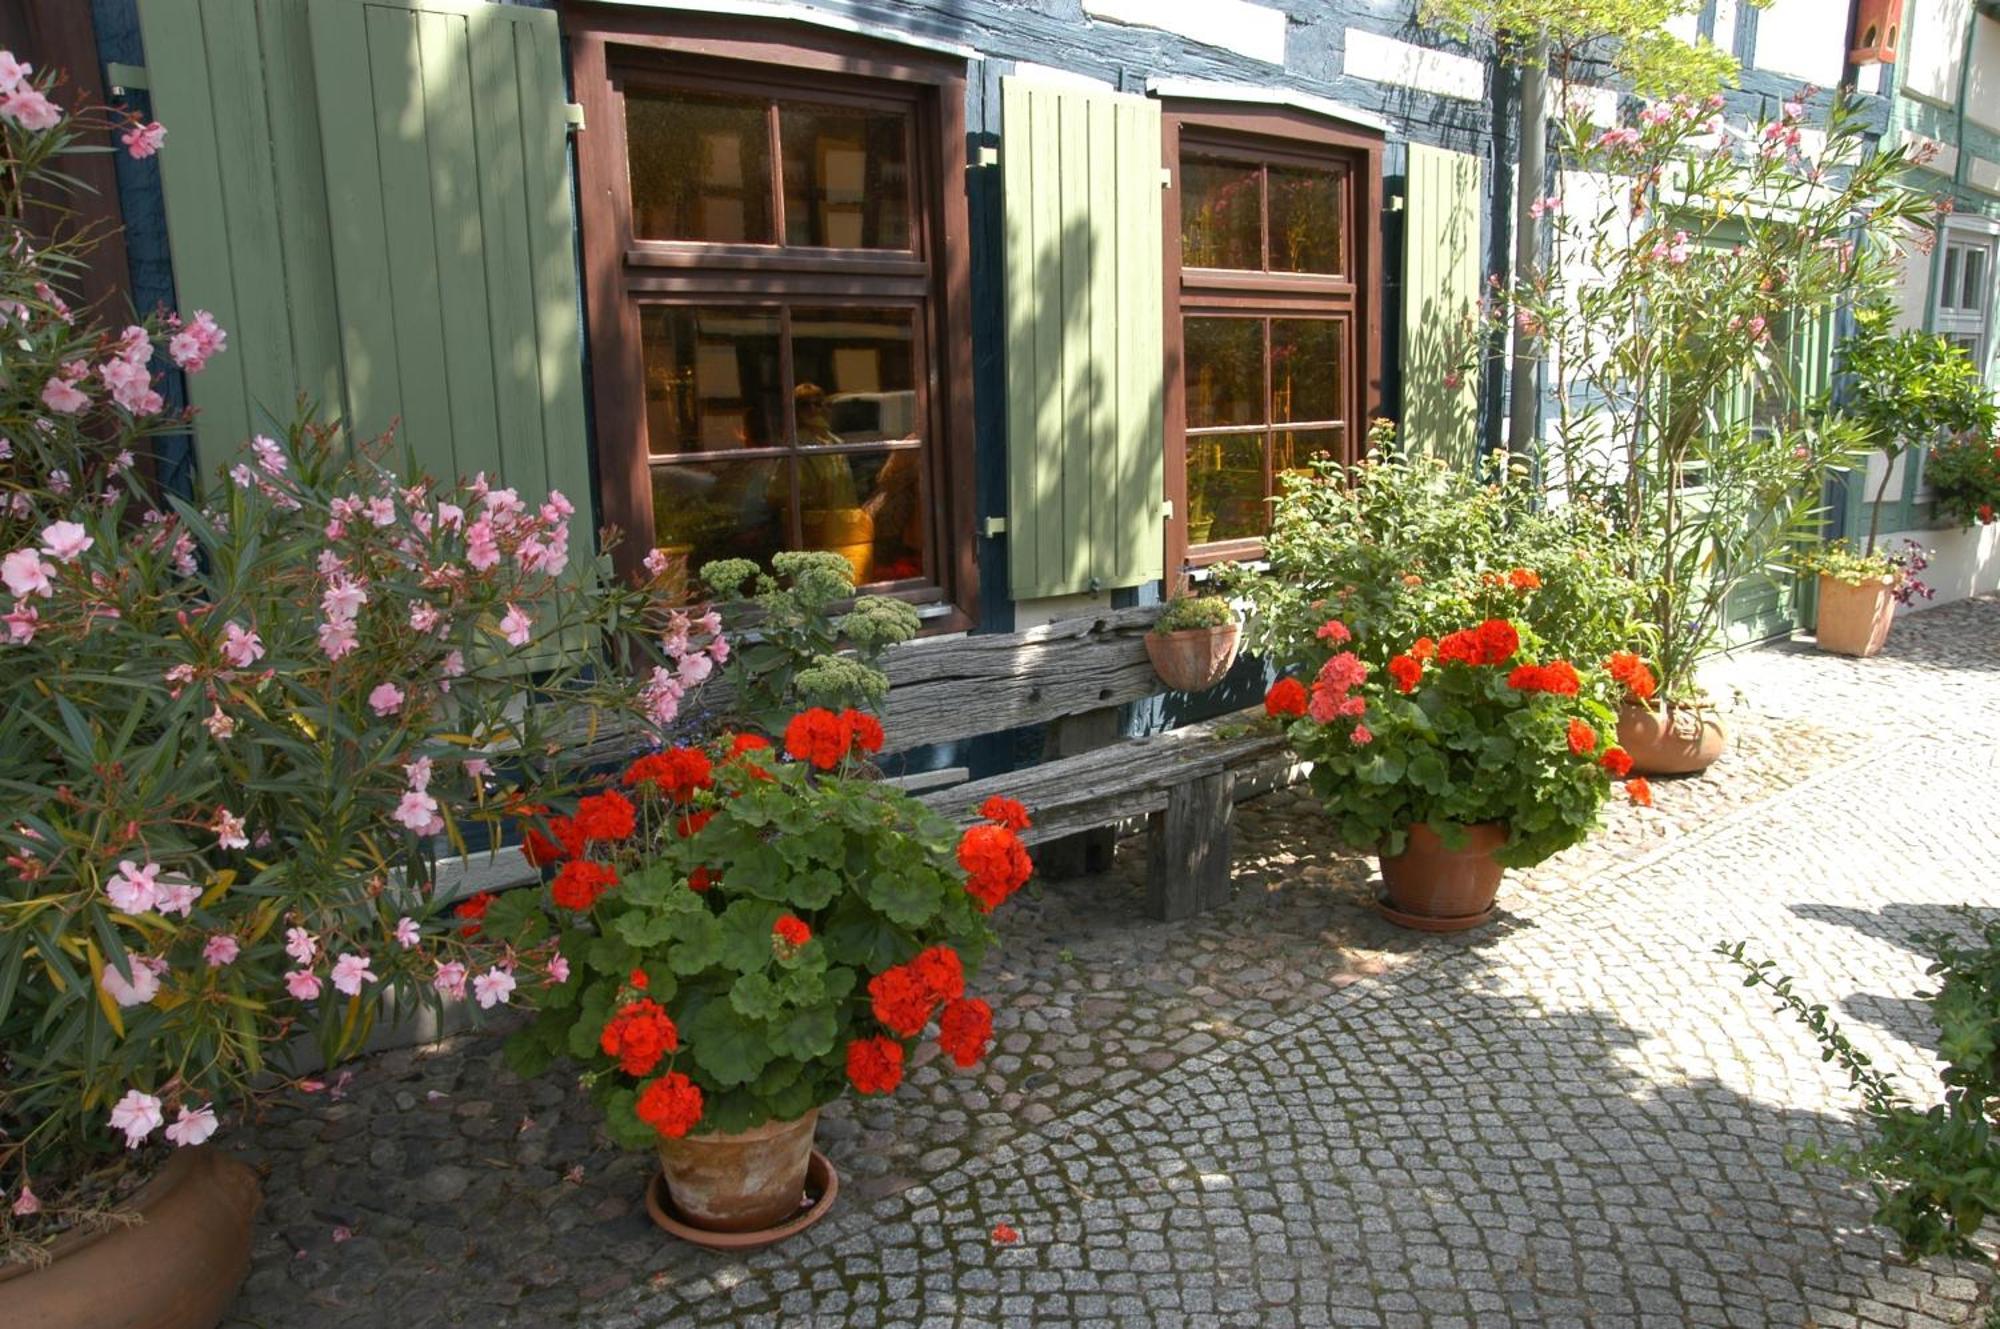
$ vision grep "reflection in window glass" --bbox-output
[1185,318,1266,428]
[1271,319,1344,423]
[641,307,784,456]
[1180,157,1262,270]
[651,458,793,589]
[1186,433,1266,543]
[1267,164,1344,274]
[799,449,928,586]
[780,105,912,249]
[790,308,920,444]
[626,90,773,244]
[1274,428,1344,482]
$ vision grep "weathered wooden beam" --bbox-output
[1033,706,1122,878]
[1146,770,1234,921]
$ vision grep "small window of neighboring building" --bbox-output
[1937,230,1996,373]
[565,11,977,624]
[1162,104,1382,572]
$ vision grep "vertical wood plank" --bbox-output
[1146,770,1233,921]
[1056,90,1090,594]
[1401,143,1482,471]
[258,0,344,421]
[1085,93,1117,588]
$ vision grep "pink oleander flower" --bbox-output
[106,859,162,914]
[547,953,571,983]
[219,621,264,668]
[4,603,37,643]
[677,650,713,686]
[499,603,533,647]
[317,618,358,660]
[0,52,32,94]
[203,933,241,968]
[284,969,323,1001]
[40,375,87,414]
[404,756,433,791]
[38,520,91,563]
[205,706,236,740]
[121,119,167,159]
[463,757,490,781]
[153,874,199,918]
[249,434,286,476]
[367,682,405,716]
[98,355,161,416]
[433,960,469,1000]
[284,926,318,967]
[99,954,165,1008]
[392,788,438,832]
[409,601,440,632]
[2,548,53,598]
[329,952,378,996]
[213,806,249,850]
[441,649,465,678]
[643,547,671,577]
[11,1182,39,1216]
[393,916,421,949]
[365,496,395,527]
[473,967,517,1009]
[465,519,500,571]
[1,85,61,133]
[108,1089,164,1149]
[321,577,367,621]
[163,1103,218,1147]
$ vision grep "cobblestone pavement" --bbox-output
[219,599,2000,1328]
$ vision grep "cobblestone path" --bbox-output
[221,600,2000,1328]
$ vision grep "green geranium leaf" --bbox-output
[766,1004,838,1062]
[682,998,773,1086]
[822,900,905,971]
[620,862,689,906]
[717,899,787,972]
[665,910,724,974]
[862,864,945,928]
[729,971,784,1022]
[584,933,638,975]
[602,1088,659,1150]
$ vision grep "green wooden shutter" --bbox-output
[1001,78,1165,599]
[1401,144,1482,470]
[140,0,345,455]
[309,0,591,525]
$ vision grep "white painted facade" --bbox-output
[1080,0,1288,66]
[1751,0,1848,87]
[1341,29,1485,102]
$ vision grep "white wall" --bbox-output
[1905,0,1973,104]
[1750,0,1849,86]
[1876,521,2000,612]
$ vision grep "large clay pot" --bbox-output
[1615,701,1728,776]
[655,1108,820,1233]
[1815,573,1896,658]
[1377,822,1506,932]
[802,508,874,586]
[1144,623,1242,693]
[0,1147,261,1329]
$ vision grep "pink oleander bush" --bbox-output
[0,51,702,1258]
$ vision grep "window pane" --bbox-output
[780,104,912,249]
[1271,319,1344,424]
[1181,157,1262,270]
[1962,247,1987,312]
[641,307,784,456]
[1185,318,1266,428]
[652,459,794,593]
[800,450,928,585]
[1942,247,1964,311]
[627,90,773,244]
[1186,432,1267,544]
[790,308,920,445]
[1274,428,1344,482]
[1268,164,1344,274]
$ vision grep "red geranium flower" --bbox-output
[979,796,1032,832]
[1264,677,1308,718]
[1386,654,1423,694]
[1626,776,1654,807]
[551,859,619,911]
[958,823,1033,912]
[545,814,586,860]
[688,866,719,893]
[628,968,649,990]
[1436,629,1482,664]
[784,708,851,770]
[910,945,966,1003]
[1601,747,1634,778]
[1475,618,1520,665]
[728,732,772,757]
[1566,717,1597,757]
[868,965,939,1037]
[521,825,565,868]
[845,1037,904,1095]
[1605,651,1658,702]
[772,914,812,949]
[453,891,495,937]
[574,790,636,843]
[623,748,713,802]
[1411,636,1437,661]
[599,998,679,1076]
[938,996,994,1069]
[635,1072,703,1139]
[843,708,886,755]
[1508,568,1542,591]
[1507,661,1581,696]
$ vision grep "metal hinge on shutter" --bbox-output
[564,103,585,131]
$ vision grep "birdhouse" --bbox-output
[1849,0,1904,65]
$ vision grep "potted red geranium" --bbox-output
[1266,616,1642,930]
[483,709,1033,1247]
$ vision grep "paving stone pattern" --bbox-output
[219,599,2000,1328]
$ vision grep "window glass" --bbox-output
[641,307,784,455]
[1186,433,1266,543]
[1185,317,1265,428]
[789,308,920,443]
[1274,427,1344,480]
[1180,157,1262,270]
[1267,164,1344,274]
[1962,246,1987,313]
[780,104,912,249]
[1271,319,1344,423]
[652,458,793,577]
[626,90,774,244]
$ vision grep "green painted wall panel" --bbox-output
[1001,78,1164,599]
[1400,143,1482,470]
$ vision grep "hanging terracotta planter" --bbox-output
[1814,573,1897,657]
[1615,701,1727,776]
[1377,822,1506,932]
[1144,623,1242,693]
[0,1147,261,1329]
[647,1108,838,1250]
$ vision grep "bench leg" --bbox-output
[1035,827,1116,879]
[1145,771,1233,922]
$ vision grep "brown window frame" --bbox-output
[1162,103,1384,578]
[565,4,979,630]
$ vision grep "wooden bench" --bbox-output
[876,606,1298,921]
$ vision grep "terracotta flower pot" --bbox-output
[1144,623,1241,693]
[1377,822,1506,932]
[1615,701,1727,776]
[0,1147,261,1329]
[1814,572,1897,657]
[655,1107,821,1234]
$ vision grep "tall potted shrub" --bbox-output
[1515,91,1939,770]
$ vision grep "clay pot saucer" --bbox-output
[645,1148,839,1251]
